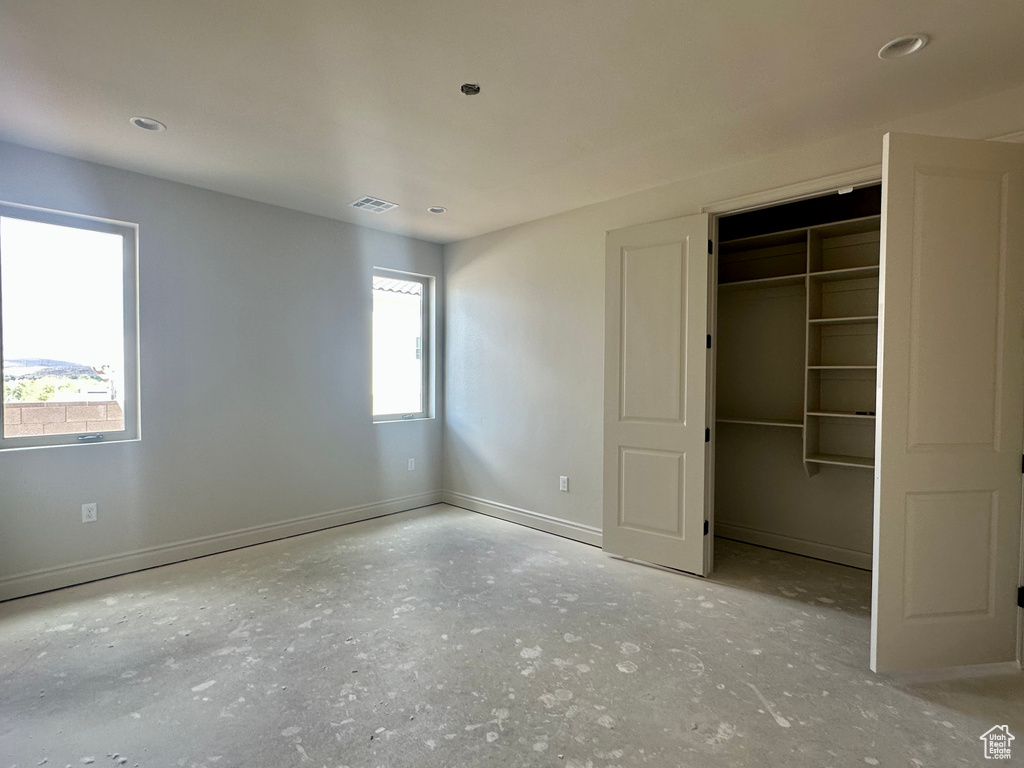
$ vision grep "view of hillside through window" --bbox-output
[1,216,126,435]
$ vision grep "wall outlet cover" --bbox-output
[82,503,98,523]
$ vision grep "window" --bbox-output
[1,204,138,449]
[372,269,431,421]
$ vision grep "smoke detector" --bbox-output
[349,196,399,214]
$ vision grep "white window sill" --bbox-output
[373,415,434,424]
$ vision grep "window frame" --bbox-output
[371,267,432,423]
[0,202,139,450]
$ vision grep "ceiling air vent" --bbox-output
[349,196,399,214]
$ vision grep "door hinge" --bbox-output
[708,239,713,255]
[705,427,710,442]
[1018,586,1024,609]
[703,520,709,536]
[706,334,712,349]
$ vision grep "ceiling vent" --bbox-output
[350,196,399,214]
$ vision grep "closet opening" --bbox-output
[710,184,882,574]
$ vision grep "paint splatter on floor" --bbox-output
[0,505,1021,767]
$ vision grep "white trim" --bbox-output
[0,203,140,451]
[0,197,139,229]
[883,660,1021,683]
[1019,472,1024,667]
[700,127,1024,218]
[442,491,602,547]
[0,491,442,602]
[372,267,432,422]
[991,129,1024,144]
[702,166,883,216]
[715,522,872,570]
[701,128,1024,217]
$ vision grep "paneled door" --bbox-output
[872,133,1024,672]
[603,214,710,575]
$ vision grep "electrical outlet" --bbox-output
[82,503,98,523]
[408,458,415,471]
[559,476,569,492]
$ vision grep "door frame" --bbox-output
[700,164,883,577]
[699,156,1024,672]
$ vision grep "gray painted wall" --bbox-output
[0,141,444,598]
[442,83,1024,544]
[4,80,1024,599]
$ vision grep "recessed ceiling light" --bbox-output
[878,34,930,60]
[129,116,166,131]
[460,83,481,96]
[427,206,447,214]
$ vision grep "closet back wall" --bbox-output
[0,141,444,600]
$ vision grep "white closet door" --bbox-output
[603,214,709,575]
[872,133,1024,672]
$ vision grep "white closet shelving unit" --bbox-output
[717,215,880,472]
[714,204,880,567]
[803,217,880,474]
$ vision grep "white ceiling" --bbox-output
[1,1,1023,243]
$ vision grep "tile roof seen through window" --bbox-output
[373,275,423,295]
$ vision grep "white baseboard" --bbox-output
[0,491,442,602]
[993,128,1024,143]
[715,521,872,570]
[884,660,1021,683]
[442,491,602,548]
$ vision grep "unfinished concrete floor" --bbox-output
[1,504,1021,767]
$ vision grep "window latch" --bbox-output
[77,434,106,442]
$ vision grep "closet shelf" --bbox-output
[808,265,879,282]
[808,365,876,370]
[808,315,878,326]
[719,227,808,254]
[806,453,874,469]
[807,214,882,238]
[718,273,805,291]
[716,418,803,428]
[806,411,875,420]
